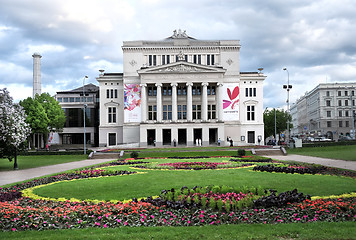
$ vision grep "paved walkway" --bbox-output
[1,154,355,187]
[0,158,116,186]
[267,154,356,171]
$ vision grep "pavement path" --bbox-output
[1,154,355,187]
[267,154,356,171]
[0,158,116,186]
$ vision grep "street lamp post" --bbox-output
[283,68,292,145]
[83,76,88,155]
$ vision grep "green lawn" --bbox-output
[0,155,88,171]
[1,222,355,240]
[34,157,356,202]
[288,145,356,161]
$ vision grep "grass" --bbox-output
[0,155,88,171]
[1,222,355,239]
[34,157,356,202]
[288,145,356,161]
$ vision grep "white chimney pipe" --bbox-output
[32,52,42,98]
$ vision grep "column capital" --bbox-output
[155,83,162,87]
[217,83,223,87]
[186,82,193,87]
[201,82,209,87]
[170,83,178,87]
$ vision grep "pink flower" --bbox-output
[12,228,16,231]
[103,224,108,228]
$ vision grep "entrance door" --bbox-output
[209,128,217,144]
[108,133,116,146]
[162,129,171,145]
[194,129,202,146]
[248,131,255,144]
[147,129,156,146]
[178,129,187,145]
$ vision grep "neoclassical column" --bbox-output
[171,83,178,121]
[155,83,162,122]
[202,82,209,121]
[186,83,193,121]
[140,83,147,122]
[217,83,224,121]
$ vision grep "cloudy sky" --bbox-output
[0,0,356,109]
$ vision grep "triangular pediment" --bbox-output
[138,61,226,74]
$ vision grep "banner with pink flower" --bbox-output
[222,84,239,121]
[124,84,141,122]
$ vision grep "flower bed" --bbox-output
[135,161,253,170]
[1,196,354,231]
[253,164,356,177]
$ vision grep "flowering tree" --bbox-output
[0,88,31,167]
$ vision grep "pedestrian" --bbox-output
[230,138,233,147]
[217,138,221,146]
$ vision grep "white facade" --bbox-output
[97,30,266,147]
[291,82,356,140]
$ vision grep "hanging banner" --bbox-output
[222,84,239,121]
[124,84,141,122]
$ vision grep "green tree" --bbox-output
[35,93,66,131]
[20,97,49,134]
[263,108,292,139]
[20,93,65,148]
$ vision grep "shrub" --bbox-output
[130,151,139,159]
[237,149,246,157]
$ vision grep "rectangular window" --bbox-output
[193,55,202,64]
[207,86,216,95]
[208,105,216,119]
[57,97,62,102]
[326,100,331,106]
[327,121,332,127]
[345,91,348,96]
[346,121,349,127]
[338,100,342,106]
[345,100,348,106]
[108,107,116,123]
[326,91,330,97]
[327,111,331,117]
[148,105,157,120]
[163,105,172,120]
[345,111,349,117]
[253,88,256,97]
[178,105,187,119]
[247,105,255,121]
[114,89,118,98]
[339,111,342,117]
[149,55,152,66]
[63,97,68,102]
[111,89,114,98]
[167,55,170,64]
[192,105,201,119]
[206,54,215,65]
[339,121,343,127]
[106,89,110,98]
[162,86,172,96]
[148,86,157,96]
[338,91,342,96]
[192,86,201,95]
[75,97,81,102]
[162,55,165,65]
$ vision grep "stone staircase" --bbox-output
[253,147,287,156]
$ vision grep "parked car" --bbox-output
[339,136,353,141]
